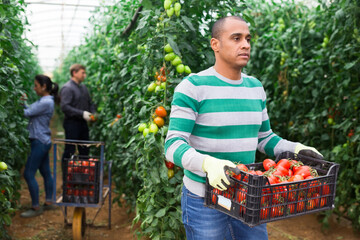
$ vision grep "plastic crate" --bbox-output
[62,183,100,204]
[62,155,100,184]
[62,155,101,204]
[204,152,340,227]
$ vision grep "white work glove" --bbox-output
[295,143,323,159]
[82,111,92,122]
[202,156,238,191]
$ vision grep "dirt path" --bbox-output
[7,114,360,240]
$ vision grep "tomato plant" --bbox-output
[0,1,41,238]
[53,0,360,235]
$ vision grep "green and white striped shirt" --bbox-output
[165,67,297,197]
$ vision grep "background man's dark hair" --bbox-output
[211,16,246,39]
[70,64,86,77]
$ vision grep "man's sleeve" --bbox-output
[257,87,297,157]
[60,87,83,118]
[164,78,206,173]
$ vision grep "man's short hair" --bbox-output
[70,64,86,76]
[211,16,246,40]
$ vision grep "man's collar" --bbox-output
[71,78,81,85]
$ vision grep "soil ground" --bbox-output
[7,115,360,240]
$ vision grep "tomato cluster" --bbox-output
[63,158,99,204]
[210,157,333,222]
[65,159,98,182]
[108,113,122,127]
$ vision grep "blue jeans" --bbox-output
[24,139,53,208]
[181,185,268,240]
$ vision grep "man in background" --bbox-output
[60,64,96,167]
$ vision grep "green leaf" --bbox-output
[155,208,166,218]
[344,61,357,70]
[181,16,195,32]
[141,0,153,10]
[167,37,181,57]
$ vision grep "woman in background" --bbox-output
[21,75,59,218]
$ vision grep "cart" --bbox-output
[52,139,112,240]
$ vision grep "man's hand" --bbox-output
[82,111,92,121]
[202,156,237,191]
[295,143,323,159]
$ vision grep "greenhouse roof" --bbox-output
[24,0,113,74]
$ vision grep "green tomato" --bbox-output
[149,123,159,134]
[0,162,7,171]
[164,52,176,61]
[176,64,185,74]
[164,43,173,53]
[143,128,150,137]
[166,7,174,17]
[147,82,157,92]
[175,9,180,17]
[164,0,171,9]
[167,169,175,178]
[155,85,162,92]
[171,56,182,66]
[184,65,191,74]
[327,118,334,125]
[174,2,181,12]
[138,123,147,132]
[161,82,167,89]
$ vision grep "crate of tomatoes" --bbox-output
[204,151,340,227]
[62,155,100,204]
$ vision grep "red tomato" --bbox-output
[155,106,167,117]
[81,189,88,196]
[322,184,330,195]
[273,186,286,204]
[260,208,269,220]
[255,170,264,175]
[81,161,89,167]
[309,180,320,193]
[66,189,73,195]
[271,206,284,217]
[294,166,312,178]
[165,160,174,169]
[273,165,288,176]
[73,189,79,196]
[263,159,276,171]
[288,174,304,182]
[297,201,305,212]
[236,163,248,172]
[89,190,94,197]
[211,193,217,204]
[267,175,279,185]
[276,159,291,169]
[288,169,293,177]
[236,188,247,203]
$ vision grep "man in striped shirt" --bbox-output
[164,16,322,239]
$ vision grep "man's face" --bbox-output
[212,19,251,69]
[73,69,86,83]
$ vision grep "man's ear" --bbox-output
[210,38,220,52]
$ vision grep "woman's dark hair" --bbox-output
[35,74,60,104]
